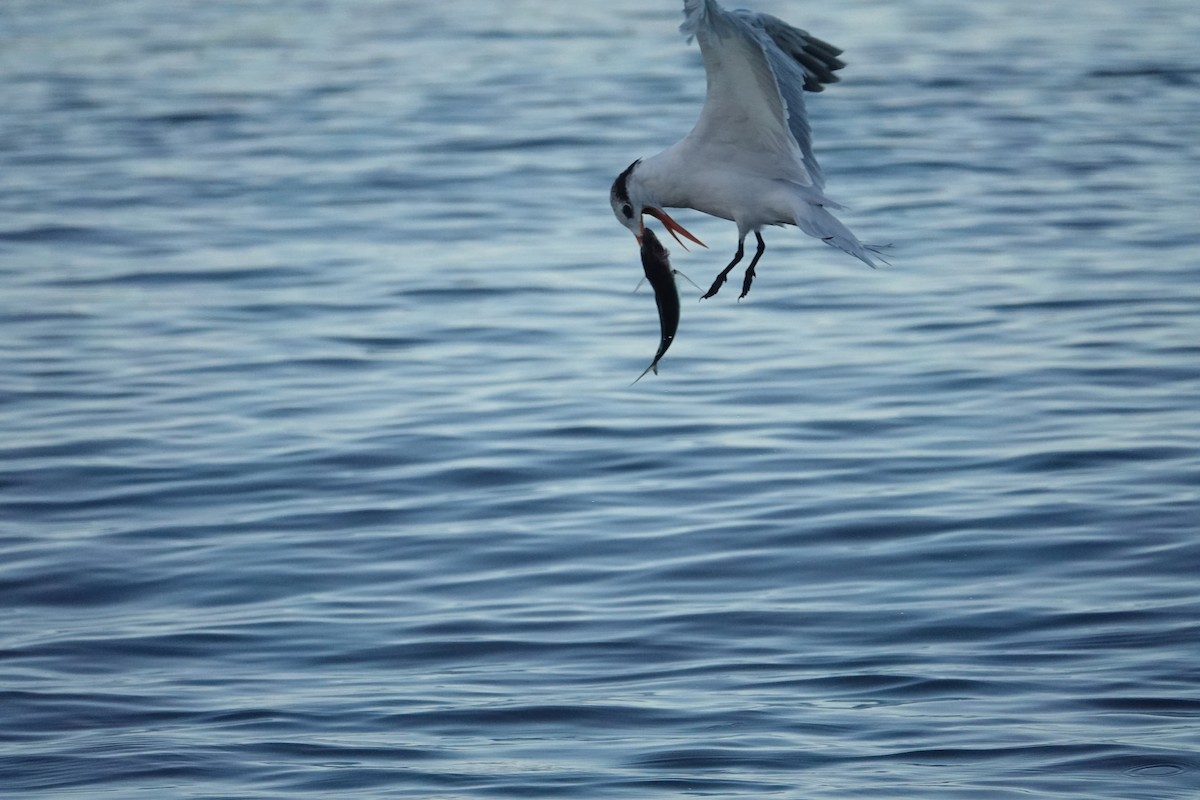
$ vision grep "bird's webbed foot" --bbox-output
[702,272,728,299]
[701,238,746,300]
[739,264,757,299]
[737,232,767,300]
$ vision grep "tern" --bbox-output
[610,0,878,299]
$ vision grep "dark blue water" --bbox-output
[3,0,1199,797]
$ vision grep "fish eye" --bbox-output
[621,203,634,220]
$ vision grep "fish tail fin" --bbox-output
[631,360,659,385]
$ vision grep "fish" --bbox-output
[633,227,681,383]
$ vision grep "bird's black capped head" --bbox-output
[609,159,642,236]
[608,159,705,249]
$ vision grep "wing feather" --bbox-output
[747,13,845,92]
[680,0,844,190]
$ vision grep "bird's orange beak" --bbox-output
[644,207,707,251]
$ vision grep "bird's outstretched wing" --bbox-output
[680,0,844,190]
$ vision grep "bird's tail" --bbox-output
[792,201,880,270]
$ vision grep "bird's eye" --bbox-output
[621,203,634,220]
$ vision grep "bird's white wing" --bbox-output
[680,0,844,190]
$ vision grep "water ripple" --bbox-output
[2,0,1199,798]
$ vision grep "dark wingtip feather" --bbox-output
[762,19,847,92]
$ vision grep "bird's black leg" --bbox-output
[702,236,745,300]
[739,232,766,299]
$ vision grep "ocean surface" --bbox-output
[2,0,1198,797]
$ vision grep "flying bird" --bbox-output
[610,0,878,300]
